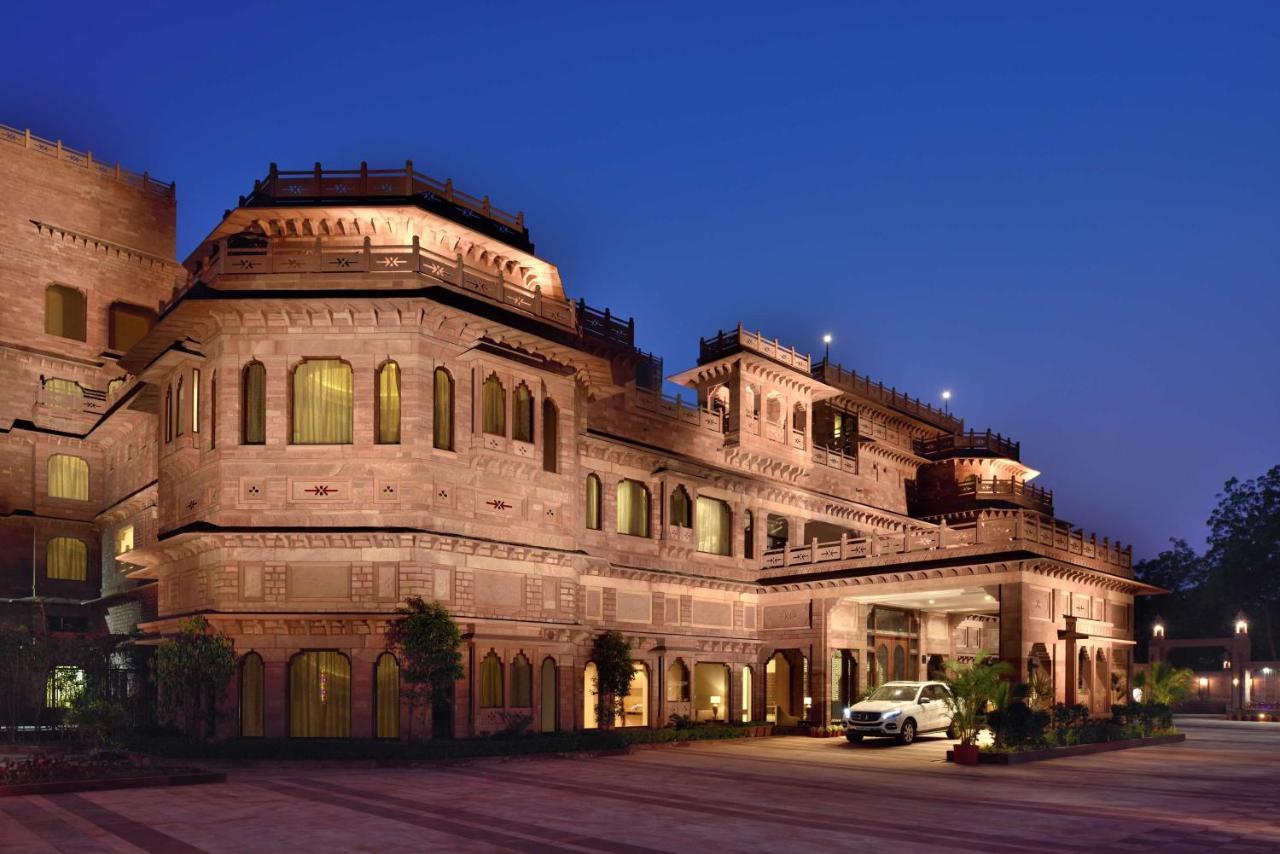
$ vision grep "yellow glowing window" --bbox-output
[47,454,89,501]
[696,496,731,556]
[47,537,87,580]
[482,374,506,436]
[114,525,134,557]
[512,383,534,443]
[616,479,650,538]
[241,653,264,738]
[292,360,353,445]
[108,302,155,352]
[433,368,454,450]
[376,362,401,444]
[585,474,602,530]
[376,653,399,739]
[45,285,86,341]
[289,651,351,738]
[479,651,503,708]
[242,362,266,445]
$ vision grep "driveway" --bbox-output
[2,717,1277,852]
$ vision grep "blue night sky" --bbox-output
[4,3,1277,560]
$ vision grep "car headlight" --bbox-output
[842,707,851,720]
[882,709,902,720]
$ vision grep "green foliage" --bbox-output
[589,630,634,731]
[153,616,236,739]
[1133,661,1196,706]
[385,597,463,739]
[987,701,1050,750]
[64,695,128,749]
[1025,670,1053,711]
[988,701,1176,752]
[941,651,1012,746]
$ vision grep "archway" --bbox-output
[620,662,649,727]
[540,658,557,733]
[694,662,729,722]
[583,662,600,729]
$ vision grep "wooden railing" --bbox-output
[202,235,577,331]
[813,358,963,433]
[915,429,1020,461]
[251,162,524,233]
[0,124,174,197]
[958,476,1052,513]
[762,509,1132,578]
[577,299,635,348]
[699,324,811,372]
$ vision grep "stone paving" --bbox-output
[2,717,1278,853]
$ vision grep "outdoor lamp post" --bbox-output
[709,694,721,722]
[822,334,832,362]
[1152,618,1165,638]
[1235,612,1248,635]
[941,389,951,415]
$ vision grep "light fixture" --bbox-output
[1235,613,1248,635]
[941,389,952,415]
[822,334,832,362]
[927,599,935,605]
[1152,618,1165,638]
[1198,677,1209,688]
[709,694,722,721]
[1232,677,1240,686]
[1131,688,1143,702]
[1264,667,1274,675]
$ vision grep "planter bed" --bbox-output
[947,733,1186,765]
[1,769,225,798]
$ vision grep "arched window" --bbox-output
[583,661,600,729]
[177,376,187,436]
[107,377,125,398]
[621,662,649,727]
[792,403,806,432]
[479,651,503,708]
[47,455,89,501]
[540,657,558,733]
[665,659,690,702]
[585,474,602,530]
[375,653,399,739]
[108,302,155,352]
[240,653,264,738]
[744,511,755,559]
[433,368,454,450]
[541,398,558,472]
[708,385,730,416]
[766,514,789,550]
[741,666,753,722]
[512,382,534,443]
[765,393,783,424]
[616,479,650,537]
[669,485,692,528]
[289,651,351,738]
[744,385,760,418]
[696,496,731,555]
[164,385,173,443]
[511,653,532,708]
[375,361,401,444]
[292,359,353,444]
[45,285,86,341]
[46,537,86,581]
[482,373,506,436]
[241,361,266,445]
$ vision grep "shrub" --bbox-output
[987,700,1049,749]
[152,617,236,739]
[64,695,128,749]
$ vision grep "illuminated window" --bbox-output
[482,374,506,436]
[433,368,454,450]
[192,369,201,434]
[511,653,532,708]
[669,486,692,528]
[292,359,353,444]
[240,653,264,737]
[289,651,351,737]
[375,653,399,739]
[585,474,602,530]
[512,383,534,443]
[241,361,266,444]
[479,651,503,708]
[375,361,401,444]
[47,537,87,580]
[696,496,731,555]
[114,525,134,557]
[45,285,86,341]
[616,479,650,537]
[108,302,155,352]
[47,454,89,501]
[666,659,690,702]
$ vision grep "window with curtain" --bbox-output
[192,369,201,434]
[47,454,89,501]
[114,525,134,556]
[240,653,264,738]
[45,285,86,341]
[696,496,731,555]
[433,368,453,450]
[289,651,351,738]
[669,486,692,528]
[44,377,82,400]
[666,659,689,702]
[375,653,399,739]
[585,474,602,530]
[511,654,532,708]
[541,398,558,472]
[292,359,353,444]
[482,373,506,436]
[479,651,503,708]
[175,377,184,436]
[108,302,155,352]
[512,383,534,443]
[616,479,650,537]
[242,362,266,445]
[744,511,755,559]
[46,537,86,580]
[376,361,401,444]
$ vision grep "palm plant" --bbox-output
[1133,661,1195,706]
[941,651,1012,746]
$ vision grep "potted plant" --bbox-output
[941,650,1011,765]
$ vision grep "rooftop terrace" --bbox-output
[0,124,174,197]
[813,358,963,434]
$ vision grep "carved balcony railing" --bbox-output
[634,389,724,433]
[813,359,963,433]
[761,509,1132,578]
[36,379,108,417]
[577,299,635,349]
[958,476,1052,514]
[0,124,174,197]
[812,444,859,474]
[699,324,811,372]
[914,429,1020,462]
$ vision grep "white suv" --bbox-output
[842,681,956,745]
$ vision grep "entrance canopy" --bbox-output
[844,585,999,615]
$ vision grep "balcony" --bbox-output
[914,429,1020,462]
[761,509,1132,579]
[699,325,812,372]
[36,379,108,418]
[812,444,858,474]
[812,359,963,433]
[577,300,636,349]
[959,476,1052,514]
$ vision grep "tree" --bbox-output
[1133,660,1195,706]
[1135,539,1206,594]
[0,625,50,741]
[1205,466,1280,659]
[153,616,236,739]
[589,630,634,730]
[385,597,463,739]
[940,651,1012,746]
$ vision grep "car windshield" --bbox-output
[868,685,918,702]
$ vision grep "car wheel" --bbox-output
[896,720,917,745]
[946,723,957,740]
[845,733,864,743]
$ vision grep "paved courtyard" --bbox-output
[2,717,1278,853]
